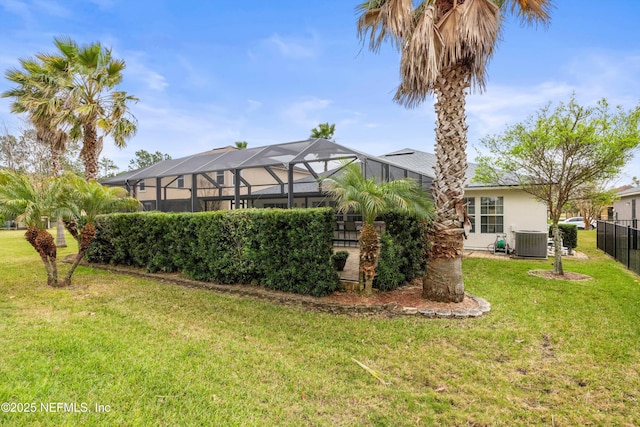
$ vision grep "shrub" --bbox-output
[87,208,340,297]
[374,232,405,291]
[331,250,349,271]
[378,211,429,280]
[549,223,578,250]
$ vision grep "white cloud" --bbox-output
[281,97,332,128]
[256,32,319,60]
[246,99,262,112]
[122,53,168,92]
[88,0,114,9]
[177,55,210,88]
[0,0,34,25]
[32,0,69,18]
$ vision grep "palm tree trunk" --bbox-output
[81,122,100,180]
[56,218,67,248]
[25,228,59,287]
[423,64,469,303]
[61,222,96,287]
[359,223,380,296]
[51,144,67,248]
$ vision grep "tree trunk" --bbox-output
[56,218,67,248]
[61,222,96,287]
[81,122,101,180]
[358,223,380,297]
[552,223,564,275]
[25,227,59,287]
[51,141,67,248]
[423,64,469,303]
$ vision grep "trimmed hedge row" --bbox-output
[87,208,340,296]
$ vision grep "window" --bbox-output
[215,171,225,185]
[138,181,146,192]
[463,197,475,233]
[480,196,504,233]
[177,175,185,188]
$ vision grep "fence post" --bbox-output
[614,223,617,260]
[628,225,632,269]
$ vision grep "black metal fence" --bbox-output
[597,220,640,275]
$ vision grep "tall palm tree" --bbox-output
[60,174,140,286]
[323,161,433,296]
[0,170,71,287]
[356,0,553,302]
[234,141,248,149]
[310,122,336,141]
[3,56,70,247]
[40,36,138,181]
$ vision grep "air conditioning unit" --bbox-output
[515,231,548,258]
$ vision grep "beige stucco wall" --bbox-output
[131,167,311,207]
[463,187,548,251]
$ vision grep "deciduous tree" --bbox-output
[475,96,640,275]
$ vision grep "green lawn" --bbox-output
[0,229,639,426]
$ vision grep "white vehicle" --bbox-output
[561,216,597,230]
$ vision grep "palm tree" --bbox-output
[356,0,553,302]
[3,57,70,247]
[0,170,71,286]
[310,123,336,141]
[234,141,248,149]
[323,161,433,296]
[60,174,140,286]
[40,36,138,181]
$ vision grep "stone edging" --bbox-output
[78,260,491,318]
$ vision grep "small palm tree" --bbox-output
[323,162,433,296]
[0,170,70,286]
[60,174,140,286]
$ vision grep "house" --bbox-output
[613,186,640,226]
[104,140,547,253]
[379,149,549,252]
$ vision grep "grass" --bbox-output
[0,229,639,426]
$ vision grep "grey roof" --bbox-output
[102,138,372,186]
[618,186,640,197]
[380,148,487,187]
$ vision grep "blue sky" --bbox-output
[1,0,639,183]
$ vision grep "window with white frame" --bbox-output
[463,196,475,233]
[177,175,185,188]
[138,181,146,192]
[215,171,225,185]
[480,196,504,233]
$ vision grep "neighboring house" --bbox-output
[613,186,640,226]
[380,149,549,251]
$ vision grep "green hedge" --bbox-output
[87,208,340,296]
[549,223,578,250]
